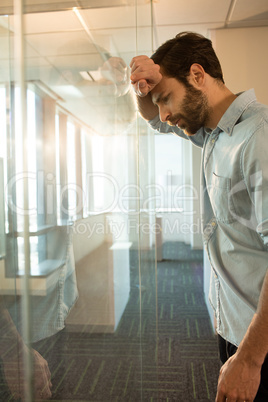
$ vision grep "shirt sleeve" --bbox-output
[148,115,205,148]
[242,118,268,248]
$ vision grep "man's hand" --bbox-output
[32,349,52,400]
[3,346,52,401]
[216,352,261,402]
[130,55,162,97]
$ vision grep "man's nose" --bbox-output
[159,106,171,123]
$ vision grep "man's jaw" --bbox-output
[167,117,182,127]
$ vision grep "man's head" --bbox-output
[151,31,224,87]
[149,32,227,135]
[150,73,212,135]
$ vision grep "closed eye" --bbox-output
[152,92,171,106]
[162,94,170,104]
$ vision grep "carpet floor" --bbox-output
[1,242,221,401]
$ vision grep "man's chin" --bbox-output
[173,121,200,136]
[182,127,196,136]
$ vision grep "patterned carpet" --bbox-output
[1,242,221,401]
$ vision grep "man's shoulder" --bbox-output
[242,98,268,128]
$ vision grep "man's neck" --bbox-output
[206,83,237,130]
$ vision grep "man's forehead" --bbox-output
[151,80,166,104]
[151,89,162,105]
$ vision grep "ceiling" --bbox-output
[0,0,268,134]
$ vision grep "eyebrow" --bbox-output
[152,92,169,105]
[152,93,162,105]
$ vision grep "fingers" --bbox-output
[35,388,52,401]
[216,397,252,402]
[43,356,52,380]
[216,387,254,402]
[130,55,159,75]
[36,370,52,400]
[215,388,226,402]
[32,350,52,399]
[4,350,52,400]
[131,79,149,97]
[130,54,150,68]
[130,55,162,95]
[130,55,158,82]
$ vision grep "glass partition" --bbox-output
[0,14,21,402]
[0,1,158,401]
[0,1,218,401]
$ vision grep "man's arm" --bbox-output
[0,296,52,401]
[216,123,268,402]
[216,270,268,401]
[130,55,162,121]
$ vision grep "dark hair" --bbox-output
[151,31,224,85]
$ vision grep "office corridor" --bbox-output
[22,242,221,402]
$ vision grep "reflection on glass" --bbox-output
[0,1,185,401]
[91,135,104,212]
[27,89,37,229]
[0,2,220,399]
[55,113,61,223]
[67,121,76,220]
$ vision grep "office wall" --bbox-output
[72,214,106,263]
[211,26,268,105]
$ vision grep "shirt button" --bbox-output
[211,139,215,143]
[211,221,216,227]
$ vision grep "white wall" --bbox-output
[72,214,106,263]
[211,27,268,105]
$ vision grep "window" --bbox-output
[67,121,77,220]
[91,135,105,213]
[154,134,183,212]
[3,82,96,275]
[55,113,61,223]
[0,86,7,230]
[14,87,41,272]
[27,89,37,230]
[81,129,90,218]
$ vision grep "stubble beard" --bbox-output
[172,85,211,136]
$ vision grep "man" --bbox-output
[130,31,268,401]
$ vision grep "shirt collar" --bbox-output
[216,89,257,136]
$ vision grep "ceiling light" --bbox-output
[80,71,102,82]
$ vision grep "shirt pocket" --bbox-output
[209,173,236,223]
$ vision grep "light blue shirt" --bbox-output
[149,89,268,346]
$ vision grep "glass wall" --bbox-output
[0,1,218,401]
[0,1,158,400]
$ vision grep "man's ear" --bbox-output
[188,63,205,88]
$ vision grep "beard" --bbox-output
[169,84,211,136]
